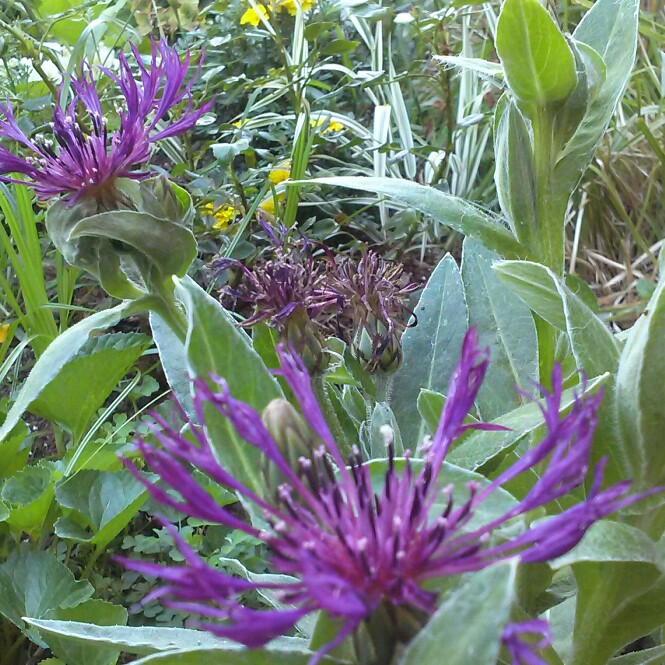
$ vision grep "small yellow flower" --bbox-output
[240,3,269,26]
[277,0,315,15]
[310,117,345,134]
[232,119,246,128]
[258,192,286,216]
[202,203,238,230]
[0,323,9,344]
[268,162,291,185]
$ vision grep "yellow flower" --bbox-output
[277,0,315,15]
[240,3,269,26]
[232,119,246,128]
[0,323,9,344]
[310,117,345,134]
[202,203,238,230]
[258,192,285,216]
[268,162,291,185]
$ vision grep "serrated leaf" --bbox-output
[29,332,151,442]
[54,469,150,550]
[0,549,93,646]
[461,239,538,419]
[1,462,56,539]
[400,561,517,665]
[495,0,577,105]
[391,254,467,444]
[302,177,523,259]
[611,645,665,664]
[0,417,30,479]
[0,302,132,443]
[129,646,347,664]
[24,620,315,657]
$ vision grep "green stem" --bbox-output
[139,282,189,345]
[311,377,347,452]
[531,105,564,274]
[530,104,569,382]
[3,631,26,665]
[82,545,102,579]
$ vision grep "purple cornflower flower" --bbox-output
[119,329,656,664]
[502,620,552,665]
[326,248,418,372]
[0,40,210,203]
[214,236,338,372]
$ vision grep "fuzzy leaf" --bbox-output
[495,0,577,105]
[554,0,639,193]
[391,254,467,443]
[175,277,283,498]
[461,239,538,420]
[494,260,619,377]
[41,599,128,665]
[400,561,517,665]
[615,264,665,488]
[302,177,523,259]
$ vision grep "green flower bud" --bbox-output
[284,307,329,375]
[261,398,319,495]
[352,316,403,374]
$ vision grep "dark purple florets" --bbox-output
[119,329,657,665]
[0,40,210,203]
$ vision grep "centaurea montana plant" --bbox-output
[0,40,209,206]
[119,329,656,665]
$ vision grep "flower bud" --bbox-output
[261,398,319,494]
[352,316,403,374]
[284,307,329,375]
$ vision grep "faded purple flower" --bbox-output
[214,236,338,372]
[119,329,656,664]
[0,40,210,203]
[326,248,418,372]
[502,620,551,665]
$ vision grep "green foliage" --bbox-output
[29,332,151,443]
[615,257,665,488]
[495,0,577,106]
[0,549,93,646]
[0,0,663,663]
[0,301,133,443]
[391,254,467,444]
[400,561,517,665]
[54,469,150,550]
[461,239,538,419]
[173,276,283,498]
